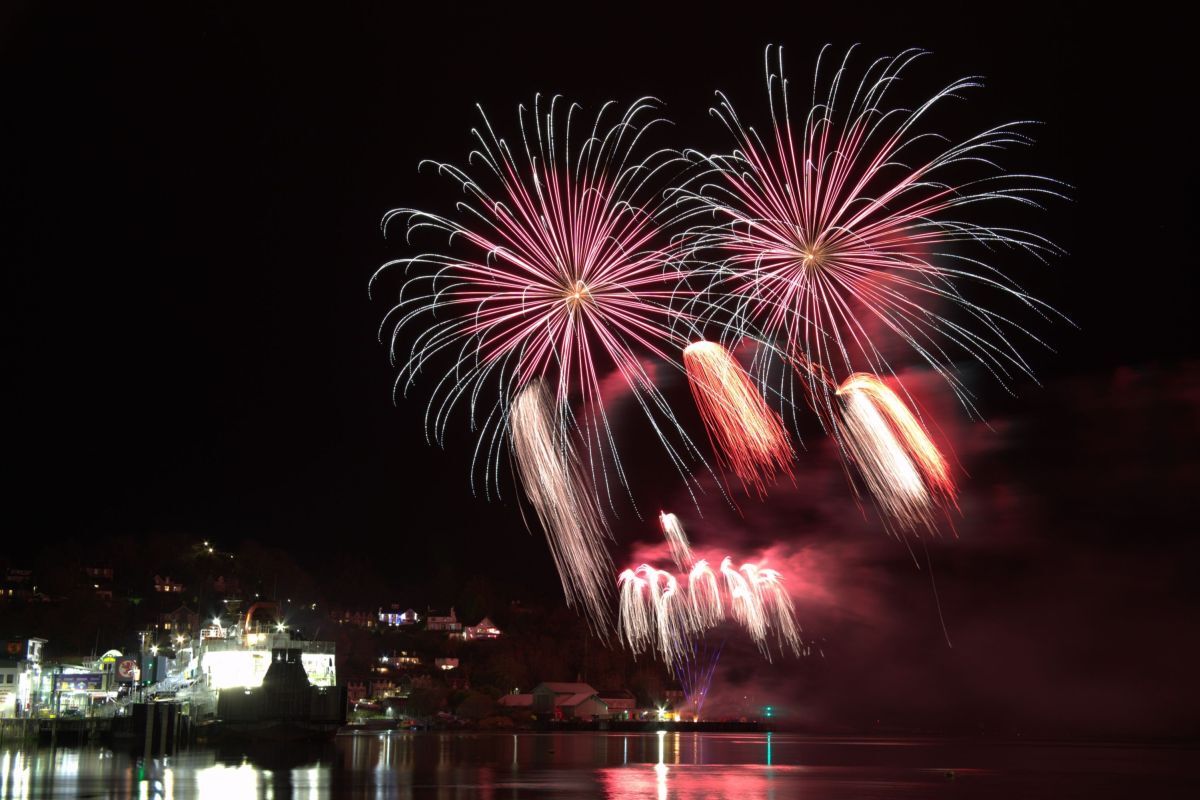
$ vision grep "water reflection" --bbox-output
[1,733,1193,799]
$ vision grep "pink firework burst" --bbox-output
[676,46,1067,425]
[375,96,705,499]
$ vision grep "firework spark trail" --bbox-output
[839,373,955,503]
[752,567,804,654]
[617,551,801,665]
[660,511,695,571]
[687,559,724,630]
[835,372,955,531]
[511,381,613,628]
[837,386,930,530]
[682,341,792,495]
[643,565,691,667]
[375,95,709,504]
[673,46,1067,427]
[618,565,689,665]
[617,568,654,653]
[722,557,768,646]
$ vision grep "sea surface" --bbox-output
[1,731,1194,799]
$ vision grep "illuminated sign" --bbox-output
[117,659,139,681]
[55,673,103,691]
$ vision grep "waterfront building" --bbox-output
[531,682,610,721]
[0,638,45,718]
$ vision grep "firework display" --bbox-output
[378,45,1061,657]
[374,95,702,502]
[682,341,792,495]
[676,45,1063,424]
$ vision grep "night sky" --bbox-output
[5,3,1195,736]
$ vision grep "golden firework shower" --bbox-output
[836,373,955,532]
[683,341,792,495]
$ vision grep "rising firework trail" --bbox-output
[674,639,724,721]
[374,95,707,506]
[675,45,1066,429]
[836,372,955,532]
[682,341,792,495]
[511,380,613,627]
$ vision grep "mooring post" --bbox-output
[157,703,168,754]
[142,704,153,768]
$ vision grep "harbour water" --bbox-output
[2,732,1194,799]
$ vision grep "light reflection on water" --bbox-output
[1,732,1193,799]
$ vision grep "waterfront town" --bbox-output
[1,536,748,739]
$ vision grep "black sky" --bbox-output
[4,2,1197,734]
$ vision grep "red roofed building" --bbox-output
[531,681,610,720]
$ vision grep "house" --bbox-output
[0,637,45,717]
[497,692,534,709]
[1,568,35,602]
[378,606,421,627]
[153,575,186,594]
[81,566,114,600]
[531,681,610,720]
[426,608,462,633]
[158,605,200,638]
[379,651,421,668]
[331,609,377,629]
[463,616,502,640]
[345,680,368,705]
[597,689,636,719]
